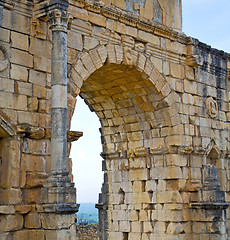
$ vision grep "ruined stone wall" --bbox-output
[0,0,230,239]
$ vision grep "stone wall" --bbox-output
[0,0,230,239]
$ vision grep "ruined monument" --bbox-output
[0,0,230,239]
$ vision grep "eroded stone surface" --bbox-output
[0,0,229,240]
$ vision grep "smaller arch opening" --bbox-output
[118,188,125,204]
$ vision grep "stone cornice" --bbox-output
[0,0,13,9]
[100,144,226,161]
[0,0,33,17]
[69,0,188,45]
[34,0,69,19]
[187,37,229,77]
[187,37,229,61]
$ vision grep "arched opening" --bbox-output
[69,59,177,238]
[68,44,182,239]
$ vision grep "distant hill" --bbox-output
[77,203,98,224]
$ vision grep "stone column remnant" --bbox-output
[41,0,78,220]
[49,7,70,179]
[40,2,78,239]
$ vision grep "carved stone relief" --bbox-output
[123,47,132,65]
[0,46,8,72]
[206,97,218,118]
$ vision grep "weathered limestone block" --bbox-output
[143,221,153,233]
[45,228,77,240]
[21,154,46,172]
[129,169,149,181]
[29,38,52,58]
[0,27,10,42]
[0,137,20,188]
[0,92,27,110]
[11,31,29,51]
[166,222,184,234]
[34,55,51,73]
[41,213,76,230]
[157,191,183,203]
[28,97,39,112]
[13,230,45,240]
[2,10,30,34]
[23,189,42,204]
[25,211,41,229]
[33,85,47,99]
[23,138,50,155]
[0,205,15,214]
[131,221,142,232]
[10,48,33,68]
[25,172,48,188]
[0,214,23,232]
[15,205,32,215]
[119,220,130,232]
[68,31,83,51]
[83,36,99,50]
[0,1,229,240]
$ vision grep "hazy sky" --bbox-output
[70,0,230,203]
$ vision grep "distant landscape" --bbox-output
[77,203,98,225]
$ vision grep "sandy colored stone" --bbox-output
[25,211,41,229]
[0,27,10,42]
[15,81,32,96]
[29,38,52,58]
[41,214,76,230]
[13,230,45,240]
[170,62,184,79]
[0,214,23,232]
[29,70,47,87]
[67,31,83,51]
[0,205,15,214]
[0,188,21,205]
[28,97,39,111]
[138,30,160,45]
[33,85,47,99]
[0,1,229,240]
[0,91,27,110]
[15,205,32,214]
[0,78,14,92]
[25,172,48,188]
[84,36,99,51]
[10,48,33,68]
[11,31,29,51]
[34,56,51,73]
[88,12,106,27]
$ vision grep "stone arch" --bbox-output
[68,43,183,239]
[68,44,182,145]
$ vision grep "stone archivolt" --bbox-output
[0,0,230,240]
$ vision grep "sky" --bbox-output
[70,0,230,203]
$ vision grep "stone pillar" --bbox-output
[49,7,69,180]
[41,3,78,239]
